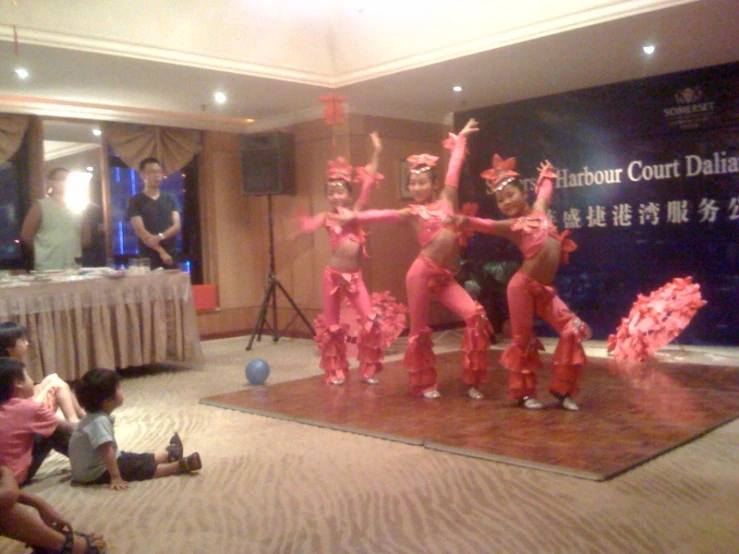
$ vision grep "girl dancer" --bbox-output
[335,119,492,399]
[296,133,385,385]
[459,155,591,410]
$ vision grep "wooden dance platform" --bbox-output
[200,351,739,481]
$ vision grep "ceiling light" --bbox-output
[453,85,463,92]
[14,68,29,79]
[214,92,227,104]
[86,166,94,172]
[643,45,655,55]
[92,128,102,136]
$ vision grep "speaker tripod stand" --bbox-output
[246,195,314,351]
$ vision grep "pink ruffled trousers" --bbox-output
[403,255,492,396]
[315,266,385,383]
[502,271,591,400]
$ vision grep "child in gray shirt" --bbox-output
[69,369,201,489]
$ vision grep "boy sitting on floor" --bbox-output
[69,369,201,490]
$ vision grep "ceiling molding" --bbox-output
[0,95,256,133]
[0,25,336,88]
[0,1,695,88]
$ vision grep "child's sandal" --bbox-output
[166,432,183,462]
[179,452,202,473]
[71,532,107,554]
[32,531,106,554]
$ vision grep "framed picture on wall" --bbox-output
[398,159,412,199]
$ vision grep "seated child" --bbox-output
[0,357,74,486]
[0,465,106,553]
[69,369,201,490]
[0,321,86,423]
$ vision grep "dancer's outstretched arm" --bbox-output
[458,215,515,238]
[532,159,556,213]
[354,132,383,211]
[440,118,478,209]
[288,211,327,240]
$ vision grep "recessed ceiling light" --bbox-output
[86,166,94,172]
[643,45,655,55]
[14,68,29,79]
[214,91,227,104]
[452,85,463,92]
[92,128,102,136]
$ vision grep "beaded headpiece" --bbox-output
[406,153,439,174]
[480,154,520,191]
[326,157,353,182]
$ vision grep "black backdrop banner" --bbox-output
[458,62,738,345]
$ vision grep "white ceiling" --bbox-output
[0,0,737,135]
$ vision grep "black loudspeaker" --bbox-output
[241,132,296,196]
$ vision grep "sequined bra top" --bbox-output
[407,199,460,247]
[511,209,575,262]
[325,208,367,256]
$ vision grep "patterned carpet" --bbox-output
[3,334,739,554]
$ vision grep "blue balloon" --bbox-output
[245,358,270,385]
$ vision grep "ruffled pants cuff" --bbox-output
[499,338,544,373]
[404,328,436,395]
[550,327,587,396]
[315,324,350,382]
[508,369,537,400]
[357,361,383,379]
[357,317,386,376]
[460,309,492,386]
[409,368,438,396]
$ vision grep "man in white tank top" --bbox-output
[20,168,91,270]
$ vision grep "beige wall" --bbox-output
[197,114,460,337]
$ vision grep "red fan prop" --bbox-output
[607,277,707,361]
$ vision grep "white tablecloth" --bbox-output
[0,270,203,381]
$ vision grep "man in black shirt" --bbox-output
[126,157,181,269]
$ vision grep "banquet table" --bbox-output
[0,269,203,381]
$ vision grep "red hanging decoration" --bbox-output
[319,94,347,126]
[319,93,347,149]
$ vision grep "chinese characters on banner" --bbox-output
[556,197,738,229]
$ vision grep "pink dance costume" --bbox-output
[468,159,590,402]
[355,135,492,396]
[302,159,386,384]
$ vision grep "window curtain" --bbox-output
[102,122,201,175]
[0,114,30,164]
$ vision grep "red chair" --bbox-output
[192,284,218,312]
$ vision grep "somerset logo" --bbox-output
[675,87,703,105]
[663,86,714,129]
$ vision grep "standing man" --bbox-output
[20,168,91,270]
[126,157,181,269]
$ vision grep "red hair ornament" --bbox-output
[326,157,353,182]
[481,154,520,191]
[406,154,439,173]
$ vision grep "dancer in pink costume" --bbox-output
[295,133,385,385]
[458,155,591,410]
[334,119,492,399]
